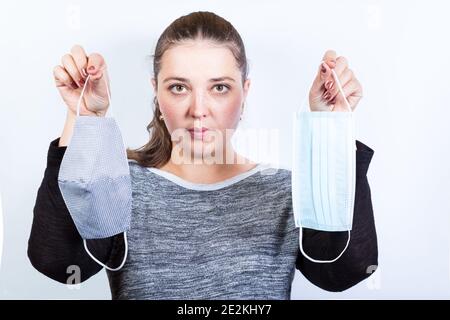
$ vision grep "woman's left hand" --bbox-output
[309,50,363,112]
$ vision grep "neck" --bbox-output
[160,150,257,184]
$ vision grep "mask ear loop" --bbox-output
[76,73,128,271]
[330,69,352,112]
[297,63,353,263]
[83,233,128,271]
[75,73,114,118]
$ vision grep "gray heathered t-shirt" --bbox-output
[106,161,299,300]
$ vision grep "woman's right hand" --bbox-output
[53,45,110,117]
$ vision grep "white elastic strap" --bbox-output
[83,232,128,271]
[76,72,113,117]
[299,226,351,264]
[330,68,352,112]
[296,62,353,263]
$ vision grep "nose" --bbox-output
[188,92,209,120]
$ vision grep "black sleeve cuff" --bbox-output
[355,140,374,178]
[46,137,67,175]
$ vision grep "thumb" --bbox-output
[85,53,110,99]
[314,49,337,90]
[310,49,337,94]
[86,53,105,81]
[310,61,332,96]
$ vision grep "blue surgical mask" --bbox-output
[292,69,356,263]
[58,74,131,271]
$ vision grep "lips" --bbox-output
[187,127,209,140]
[187,127,209,133]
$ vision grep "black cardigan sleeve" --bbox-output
[296,140,378,292]
[27,137,123,284]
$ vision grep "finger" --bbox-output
[61,54,84,87]
[53,65,77,89]
[345,78,363,109]
[309,50,337,104]
[310,61,333,102]
[70,44,88,78]
[333,79,363,109]
[322,49,337,69]
[325,68,354,102]
[333,56,349,77]
[86,53,106,80]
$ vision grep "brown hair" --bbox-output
[126,11,249,168]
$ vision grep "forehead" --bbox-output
[160,40,239,79]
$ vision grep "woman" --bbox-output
[28,11,377,299]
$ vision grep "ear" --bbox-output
[151,78,157,92]
[243,78,251,100]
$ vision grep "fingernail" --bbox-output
[325,80,333,89]
[323,92,330,100]
[329,81,334,90]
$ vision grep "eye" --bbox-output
[168,84,187,94]
[213,84,230,93]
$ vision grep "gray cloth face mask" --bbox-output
[58,74,131,271]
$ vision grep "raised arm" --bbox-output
[28,44,120,284]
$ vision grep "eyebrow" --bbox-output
[163,76,236,83]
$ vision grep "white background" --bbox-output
[0,0,449,299]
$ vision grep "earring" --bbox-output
[159,115,164,121]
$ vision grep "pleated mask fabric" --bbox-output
[292,68,356,263]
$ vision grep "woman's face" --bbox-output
[151,40,250,164]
